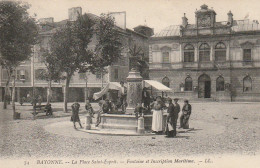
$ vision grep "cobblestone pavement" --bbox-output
[0,102,260,159]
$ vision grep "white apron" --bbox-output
[152,109,163,132]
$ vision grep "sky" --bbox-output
[24,0,260,33]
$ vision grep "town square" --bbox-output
[1,0,260,168]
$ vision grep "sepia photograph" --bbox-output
[0,0,260,167]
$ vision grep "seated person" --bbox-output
[134,103,147,118]
[102,99,112,114]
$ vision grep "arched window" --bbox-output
[162,77,170,87]
[216,76,225,91]
[184,44,194,62]
[185,77,193,91]
[162,51,170,63]
[215,42,226,62]
[199,43,210,62]
[243,76,252,92]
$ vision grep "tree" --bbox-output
[48,14,95,112]
[40,48,62,104]
[90,14,123,85]
[0,1,37,118]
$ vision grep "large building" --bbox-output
[149,4,260,101]
[0,7,153,102]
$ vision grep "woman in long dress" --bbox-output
[151,96,164,134]
[71,102,83,129]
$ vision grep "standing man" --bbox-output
[165,98,176,137]
[142,87,151,110]
[173,98,180,125]
[179,99,192,129]
[118,81,127,112]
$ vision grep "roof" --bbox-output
[152,25,180,37]
[232,19,260,32]
[144,80,172,92]
[152,19,260,38]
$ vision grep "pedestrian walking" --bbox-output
[165,98,176,138]
[179,99,192,129]
[151,96,164,134]
[71,101,83,129]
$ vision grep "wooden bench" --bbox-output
[31,104,53,116]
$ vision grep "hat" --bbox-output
[167,97,172,102]
[184,99,189,103]
[174,98,179,101]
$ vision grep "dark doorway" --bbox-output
[205,81,211,98]
[198,74,211,98]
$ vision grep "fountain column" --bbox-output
[125,68,143,115]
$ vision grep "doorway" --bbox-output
[198,74,211,98]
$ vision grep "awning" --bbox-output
[144,80,172,91]
[93,82,121,100]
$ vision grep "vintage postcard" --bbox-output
[0,0,260,167]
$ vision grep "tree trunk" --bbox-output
[12,72,17,119]
[47,80,52,105]
[63,76,71,113]
[3,75,10,109]
[85,75,88,104]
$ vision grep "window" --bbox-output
[79,73,86,80]
[199,43,210,62]
[184,44,195,62]
[215,42,226,62]
[216,76,224,91]
[185,77,193,91]
[162,52,170,63]
[2,69,8,80]
[243,76,252,92]
[114,68,118,80]
[243,49,251,62]
[95,71,101,79]
[35,69,46,80]
[162,77,170,87]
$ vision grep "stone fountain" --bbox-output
[98,68,161,134]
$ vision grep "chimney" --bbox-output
[68,7,82,21]
[227,11,233,26]
[182,13,188,28]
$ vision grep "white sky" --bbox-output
[25,0,260,33]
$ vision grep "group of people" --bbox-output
[71,98,113,129]
[151,96,192,138]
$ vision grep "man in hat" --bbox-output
[173,98,180,124]
[165,97,176,137]
[179,99,192,129]
[118,81,127,112]
[142,87,151,110]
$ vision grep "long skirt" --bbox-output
[152,109,163,132]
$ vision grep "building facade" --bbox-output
[149,4,260,101]
[0,7,153,102]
